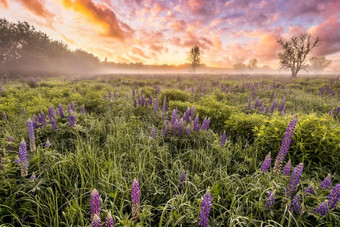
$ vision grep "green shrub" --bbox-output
[160,89,190,105]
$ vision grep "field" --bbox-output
[0,74,340,226]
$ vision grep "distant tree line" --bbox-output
[0,18,100,77]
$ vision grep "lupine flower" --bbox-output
[30,172,36,181]
[48,106,54,119]
[7,136,13,142]
[178,170,186,192]
[320,174,332,190]
[261,152,271,172]
[290,193,302,214]
[254,97,259,109]
[133,99,137,108]
[0,154,3,170]
[194,115,200,131]
[274,115,298,174]
[3,111,6,119]
[171,109,177,125]
[33,115,39,129]
[315,200,329,216]
[283,160,292,176]
[72,87,75,93]
[279,98,286,112]
[220,132,226,148]
[23,108,27,114]
[285,163,303,198]
[105,212,114,227]
[185,125,190,135]
[266,190,275,209]
[190,106,195,119]
[72,101,76,112]
[162,96,166,118]
[178,119,184,135]
[82,105,85,114]
[247,99,252,110]
[305,185,314,196]
[67,105,71,114]
[151,126,156,139]
[39,111,46,127]
[160,129,164,136]
[109,90,112,99]
[91,189,100,219]
[68,113,76,127]
[328,184,340,209]
[153,98,159,114]
[270,90,275,102]
[19,138,28,177]
[58,104,64,118]
[271,100,277,113]
[45,139,51,148]
[199,189,212,227]
[265,106,269,114]
[50,118,57,130]
[164,119,169,135]
[131,178,140,221]
[173,119,178,135]
[27,118,36,152]
[92,214,101,227]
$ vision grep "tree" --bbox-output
[248,59,258,70]
[277,34,319,77]
[310,56,331,72]
[233,62,248,71]
[187,45,200,74]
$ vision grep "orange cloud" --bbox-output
[16,0,54,18]
[0,0,8,8]
[61,0,133,40]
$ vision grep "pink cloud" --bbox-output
[16,0,54,18]
[0,0,8,8]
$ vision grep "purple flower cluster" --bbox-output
[274,115,298,174]
[220,132,226,148]
[305,185,314,196]
[283,160,292,176]
[0,154,3,170]
[27,118,36,152]
[320,174,332,190]
[91,189,100,219]
[151,126,156,139]
[30,172,36,181]
[199,189,212,227]
[45,139,51,148]
[92,214,101,227]
[315,200,329,216]
[290,193,302,214]
[68,113,76,127]
[19,138,28,177]
[266,190,275,209]
[50,118,58,130]
[105,212,114,227]
[285,163,303,198]
[131,179,140,221]
[39,111,46,127]
[261,152,271,173]
[328,184,340,209]
[48,106,55,119]
[82,104,85,114]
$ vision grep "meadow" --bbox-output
[0,74,339,226]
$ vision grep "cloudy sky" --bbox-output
[1,0,339,70]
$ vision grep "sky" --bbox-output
[1,0,340,70]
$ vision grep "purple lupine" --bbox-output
[173,119,178,135]
[248,99,252,110]
[133,99,137,108]
[194,115,200,131]
[266,190,275,209]
[105,212,114,227]
[260,103,264,112]
[50,118,58,130]
[109,90,112,99]
[68,114,76,127]
[153,98,159,114]
[45,139,51,148]
[67,105,71,114]
[48,106,55,119]
[178,119,184,135]
[171,109,177,125]
[320,174,331,190]
[19,138,28,177]
[58,104,64,118]
[198,189,212,227]
[185,125,190,135]
[151,126,156,139]
[270,90,275,102]
[178,170,186,192]
[273,115,298,174]
[285,163,303,198]
[3,111,6,119]
[160,129,164,136]
[30,172,36,181]
[184,107,191,122]
[23,108,27,114]
[162,96,166,118]
[305,185,314,196]
[91,189,100,219]
[271,100,277,113]
[0,154,2,170]
[220,132,226,148]
[131,178,140,221]
[290,193,302,214]
[72,101,76,112]
[82,105,85,114]
[27,118,36,152]
[315,200,329,216]
[283,160,292,176]
[190,106,195,119]
[92,214,101,227]
[265,106,269,114]
[7,136,13,142]
[279,98,286,112]
[164,119,169,135]
[254,97,259,109]
[328,184,340,209]
[261,152,271,172]
[206,118,210,130]
[39,111,46,127]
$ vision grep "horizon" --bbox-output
[1,0,339,72]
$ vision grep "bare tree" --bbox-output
[277,34,319,77]
[310,56,332,72]
[248,59,258,70]
[187,45,200,74]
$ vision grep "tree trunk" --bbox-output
[291,69,298,78]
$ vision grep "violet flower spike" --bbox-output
[91,189,100,219]
[131,178,140,221]
[151,126,156,139]
[68,113,76,127]
[283,159,292,176]
[261,152,271,173]
[315,200,329,216]
[285,163,303,198]
[105,211,114,227]
[320,174,331,190]
[58,104,64,118]
[45,139,51,148]
[198,189,212,227]
[290,193,302,214]
[220,132,226,148]
[27,118,36,152]
[19,138,28,177]
[92,214,101,227]
[185,125,190,135]
[305,185,314,196]
[266,190,275,210]
[328,184,340,209]
[82,104,85,114]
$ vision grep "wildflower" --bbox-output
[7,136,13,142]
[68,113,76,127]
[131,179,140,221]
[173,119,178,135]
[271,100,277,113]
[105,212,114,227]
[190,106,195,119]
[91,189,100,219]
[290,193,302,214]
[45,139,51,148]
[285,163,303,198]
[50,118,58,130]
[199,189,212,227]
[274,115,298,174]
[261,152,271,172]
[266,190,275,209]
[27,118,36,152]
[194,115,200,131]
[171,109,177,125]
[151,126,156,139]
[270,90,275,102]
[283,160,292,176]
[320,174,331,190]
[315,200,329,216]
[58,104,64,118]
[19,138,28,177]
[82,104,85,114]
[305,185,314,196]
[265,106,269,114]
[254,97,259,109]
[30,172,36,181]
[328,184,340,209]
[48,106,54,119]
[109,90,112,99]
[39,111,46,127]
[133,99,137,108]
[248,99,252,110]
[185,125,190,135]
[92,214,101,227]
[153,98,158,114]
[178,119,184,135]
[3,111,6,119]
[178,170,186,192]
[164,119,169,135]
[220,132,226,148]
[162,96,166,118]
[67,105,71,114]
[23,108,27,114]
[0,154,2,170]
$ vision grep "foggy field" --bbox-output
[0,74,339,226]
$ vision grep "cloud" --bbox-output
[61,0,133,40]
[16,0,54,18]
[0,0,8,8]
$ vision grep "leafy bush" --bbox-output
[160,89,190,105]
